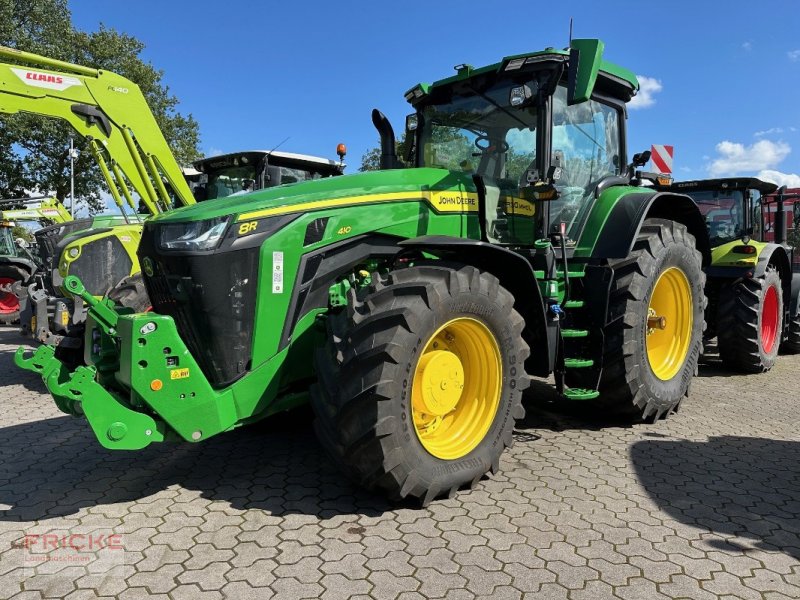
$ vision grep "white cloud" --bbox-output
[757,169,800,188]
[755,127,784,137]
[788,49,800,62]
[742,41,752,51]
[206,147,224,157]
[628,75,663,110]
[708,140,791,176]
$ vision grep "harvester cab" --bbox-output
[667,178,800,371]
[17,39,711,506]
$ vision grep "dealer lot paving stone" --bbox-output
[0,326,798,599]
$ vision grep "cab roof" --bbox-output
[671,178,779,195]
[405,43,639,105]
[194,150,341,173]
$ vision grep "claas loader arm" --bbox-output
[0,45,195,216]
[0,196,72,225]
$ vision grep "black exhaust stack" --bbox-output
[371,109,398,170]
[776,185,787,245]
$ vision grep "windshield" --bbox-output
[205,165,258,199]
[200,164,334,200]
[419,79,538,186]
[418,80,622,243]
[684,189,745,244]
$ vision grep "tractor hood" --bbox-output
[151,168,476,224]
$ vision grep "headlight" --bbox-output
[158,216,230,251]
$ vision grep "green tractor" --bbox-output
[17,39,710,505]
[668,178,800,371]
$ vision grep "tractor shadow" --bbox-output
[0,326,47,393]
[631,436,800,560]
[0,407,400,522]
[0,332,640,523]
[515,378,640,435]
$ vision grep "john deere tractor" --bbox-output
[668,178,800,372]
[17,39,710,505]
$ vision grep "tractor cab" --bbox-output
[402,42,635,247]
[191,150,345,201]
[668,178,777,248]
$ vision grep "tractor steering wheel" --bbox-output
[474,135,509,154]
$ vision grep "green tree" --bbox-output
[0,0,201,213]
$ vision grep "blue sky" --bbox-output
[71,0,800,185]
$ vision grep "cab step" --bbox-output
[563,388,600,400]
[561,328,588,338]
[564,357,593,368]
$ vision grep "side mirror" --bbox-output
[632,150,651,167]
[15,237,29,249]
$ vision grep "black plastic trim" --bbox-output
[278,234,403,349]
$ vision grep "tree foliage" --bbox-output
[0,0,201,212]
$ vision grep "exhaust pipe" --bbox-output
[371,109,398,170]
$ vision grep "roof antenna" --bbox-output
[267,136,290,155]
[568,17,573,46]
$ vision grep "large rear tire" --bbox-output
[570,218,705,420]
[717,266,783,372]
[0,264,29,325]
[310,263,530,506]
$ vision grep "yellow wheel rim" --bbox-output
[645,266,693,381]
[412,317,502,460]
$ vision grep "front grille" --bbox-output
[69,236,132,295]
[140,229,259,387]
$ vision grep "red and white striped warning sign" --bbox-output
[650,145,674,174]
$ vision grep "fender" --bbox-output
[753,244,793,332]
[753,243,791,280]
[590,191,712,266]
[399,235,551,377]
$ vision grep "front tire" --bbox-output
[718,266,783,372]
[571,218,705,420]
[310,263,530,506]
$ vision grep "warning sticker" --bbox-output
[170,368,190,380]
[272,251,284,294]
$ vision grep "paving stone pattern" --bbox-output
[0,326,799,599]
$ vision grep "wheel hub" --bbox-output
[645,267,693,381]
[411,318,502,460]
[413,350,465,416]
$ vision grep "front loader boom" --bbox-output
[0,45,194,215]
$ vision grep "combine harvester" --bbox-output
[19,39,712,505]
